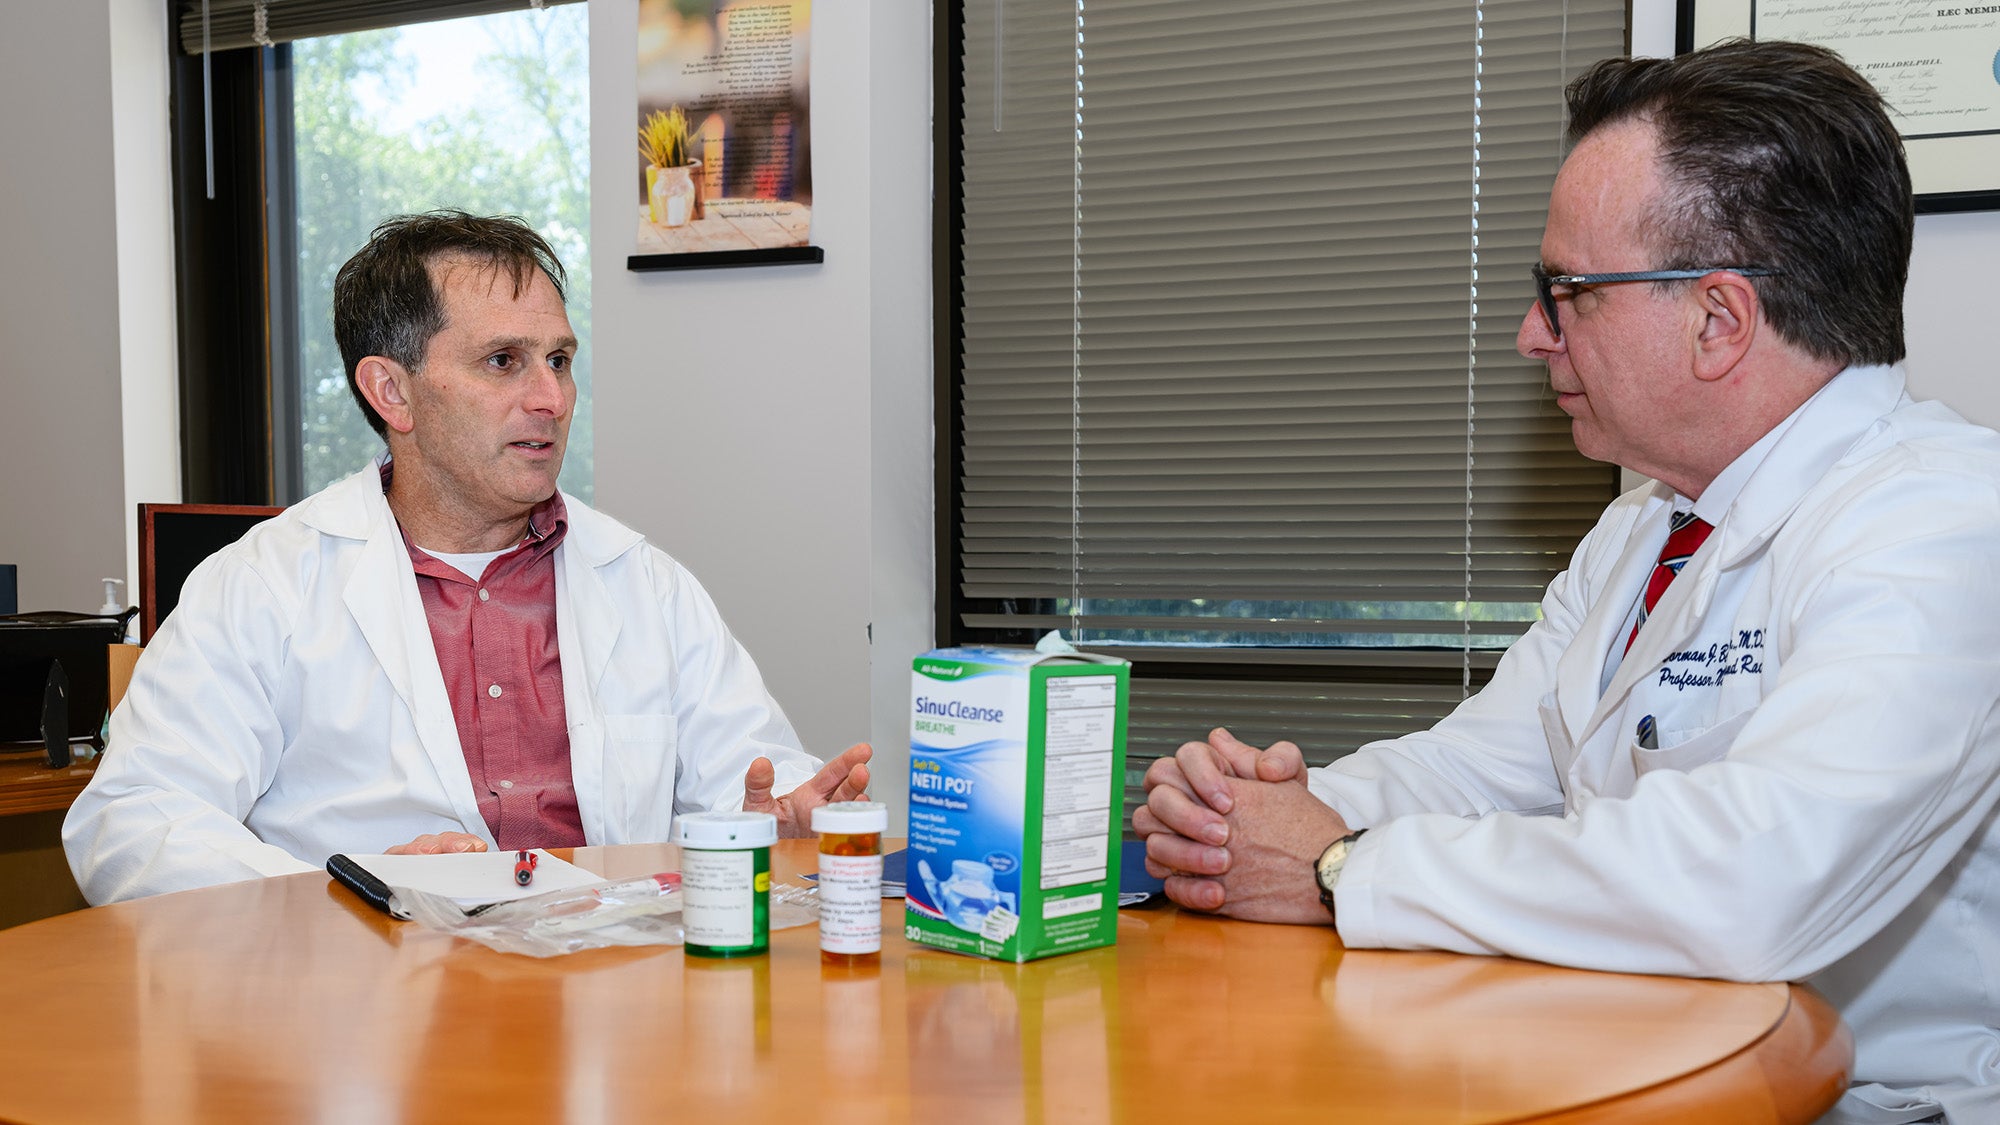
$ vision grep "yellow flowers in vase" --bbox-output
[639,106,702,228]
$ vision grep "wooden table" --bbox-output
[0,840,1848,1123]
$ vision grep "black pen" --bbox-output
[327,854,397,915]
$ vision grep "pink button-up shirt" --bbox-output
[398,487,585,849]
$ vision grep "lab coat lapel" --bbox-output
[1600,364,1910,717]
[312,465,487,834]
[1713,366,1907,566]
[555,510,627,844]
[1598,544,1718,718]
[1549,495,1674,757]
[1580,535,1720,798]
[1566,366,1910,793]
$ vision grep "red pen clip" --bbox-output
[515,849,539,887]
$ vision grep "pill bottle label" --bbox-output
[818,853,884,954]
[682,849,756,947]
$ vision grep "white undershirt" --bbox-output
[414,544,510,581]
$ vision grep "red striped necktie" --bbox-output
[1626,510,1714,654]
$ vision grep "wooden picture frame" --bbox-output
[138,504,286,644]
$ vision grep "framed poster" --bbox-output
[630,0,822,270]
[1678,0,2000,212]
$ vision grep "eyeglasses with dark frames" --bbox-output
[1529,264,1781,340]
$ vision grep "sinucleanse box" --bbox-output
[903,645,1130,962]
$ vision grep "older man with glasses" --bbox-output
[1139,39,2000,1124]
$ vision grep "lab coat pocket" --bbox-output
[1630,709,1753,780]
[603,713,679,839]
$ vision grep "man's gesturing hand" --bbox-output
[744,742,874,837]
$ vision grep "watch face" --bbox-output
[1316,831,1363,918]
[1315,838,1352,893]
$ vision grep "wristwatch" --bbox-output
[1314,829,1366,921]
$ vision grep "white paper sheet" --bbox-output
[342,850,602,907]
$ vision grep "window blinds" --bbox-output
[947,0,1626,776]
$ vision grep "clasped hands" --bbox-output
[1134,728,1350,924]
[385,742,875,854]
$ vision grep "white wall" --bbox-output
[865,7,940,832]
[0,1,179,617]
[589,2,933,830]
[1906,212,2000,423]
[111,0,185,599]
[0,4,130,613]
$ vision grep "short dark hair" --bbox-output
[1564,40,1912,367]
[332,210,569,438]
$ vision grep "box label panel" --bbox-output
[904,649,1128,962]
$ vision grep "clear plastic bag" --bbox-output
[391,873,823,958]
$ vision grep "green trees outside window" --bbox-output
[291,7,593,500]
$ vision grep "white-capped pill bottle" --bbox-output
[676,811,777,958]
[812,801,888,966]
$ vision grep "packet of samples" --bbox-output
[904,645,1129,962]
[393,874,821,958]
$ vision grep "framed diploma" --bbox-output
[1678,1,2000,212]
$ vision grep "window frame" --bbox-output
[168,39,283,505]
[166,0,588,506]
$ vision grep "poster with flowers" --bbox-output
[630,0,819,269]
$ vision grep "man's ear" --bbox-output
[1691,271,1760,383]
[354,356,417,435]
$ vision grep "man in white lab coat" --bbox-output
[65,211,870,904]
[1137,41,2000,1124]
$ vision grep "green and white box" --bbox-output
[904,645,1130,962]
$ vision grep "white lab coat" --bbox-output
[1313,365,2000,1123]
[64,460,819,905]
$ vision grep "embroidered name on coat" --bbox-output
[1659,630,1766,691]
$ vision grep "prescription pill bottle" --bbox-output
[812,800,888,966]
[675,811,777,958]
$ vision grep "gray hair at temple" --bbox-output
[332,210,569,438]
[1563,39,1912,367]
